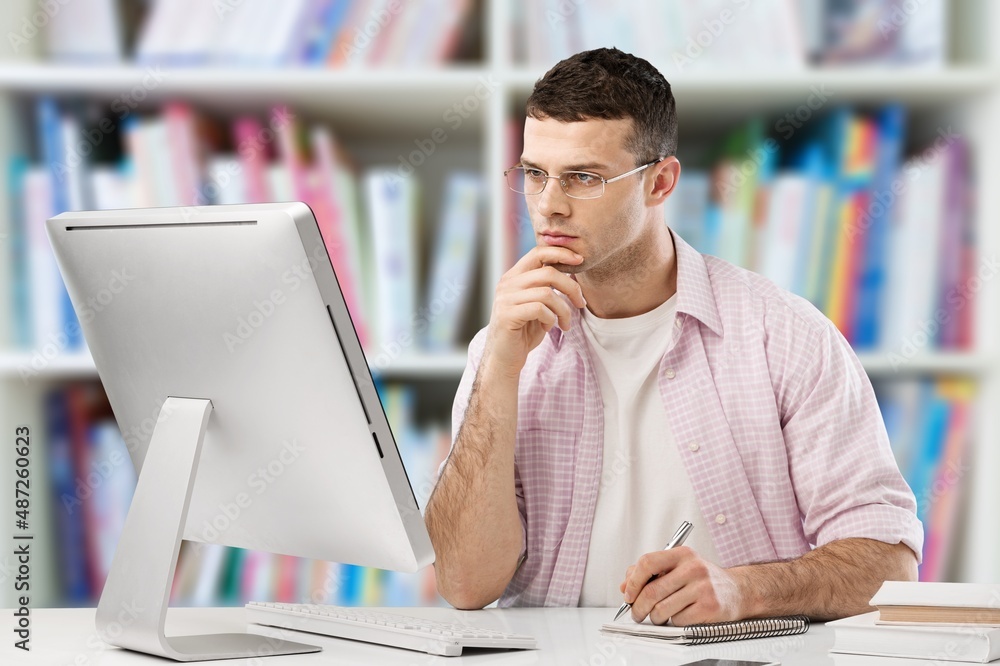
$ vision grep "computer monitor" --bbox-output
[46,202,434,661]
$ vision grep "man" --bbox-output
[424,48,921,625]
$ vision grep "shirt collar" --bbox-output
[671,228,724,337]
[553,228,724,351]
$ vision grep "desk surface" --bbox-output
[0,606,931,665]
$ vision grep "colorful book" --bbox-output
[311,125,369,346]
[853,104,906,347]
[163,102,203,207]
[9,156,32,348]
[25,168,61,355]
[937,138,971,348]
[233,117,272,204]
[35,97,83,350]
[922,380,974,582]
[825,114,877,340]
[67,400,135,600]
[45,389,91,602]
[424,172,482,351]
[365,169,419,355]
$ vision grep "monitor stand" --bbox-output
[95,397,320,661]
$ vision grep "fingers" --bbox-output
[513,245,584,274]
[484,244,587,374]
[506,302,559,332]
[648,582,700,626]
[623,547,688,605]
[506,266,586,309]
[508,287,575,330]
[630,569,686,623]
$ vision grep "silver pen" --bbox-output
[613,520,693,622]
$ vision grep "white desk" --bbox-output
[0,606,927,665]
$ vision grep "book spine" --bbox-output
[45,388,91,602]
[9,156,32,348]
[424,172,481,351]
[233,117,271,204]
[36,97,83,350]
[854,104,906,347]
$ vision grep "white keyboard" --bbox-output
[245,602,537,657]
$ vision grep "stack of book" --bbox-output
[829,582,1000,663]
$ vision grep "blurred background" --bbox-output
[0,0,997,610]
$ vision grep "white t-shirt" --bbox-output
[578,294,721,607]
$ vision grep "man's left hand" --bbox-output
[619,546,746,625]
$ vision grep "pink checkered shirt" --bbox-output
[449,230,923,608]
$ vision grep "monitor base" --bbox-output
[95,397,320,661]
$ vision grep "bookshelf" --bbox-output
[1,0,999,608]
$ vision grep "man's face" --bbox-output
[521,115,651,276]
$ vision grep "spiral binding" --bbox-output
[684,615,810,645]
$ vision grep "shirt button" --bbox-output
[715,513,727,525]
[674,317,682,329]
[664,368,676,379]
[688,442,700,452]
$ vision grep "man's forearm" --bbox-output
[425,358,523,609]
[731,538,919,621]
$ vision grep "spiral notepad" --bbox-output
[600,615,810,645]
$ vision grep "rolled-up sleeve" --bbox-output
[774,310,924,563]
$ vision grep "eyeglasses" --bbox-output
[504,158,663,200]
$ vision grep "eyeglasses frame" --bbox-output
[504,157,665,200]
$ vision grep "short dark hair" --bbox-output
[525,47,678,164]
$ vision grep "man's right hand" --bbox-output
[483,246,588,379]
